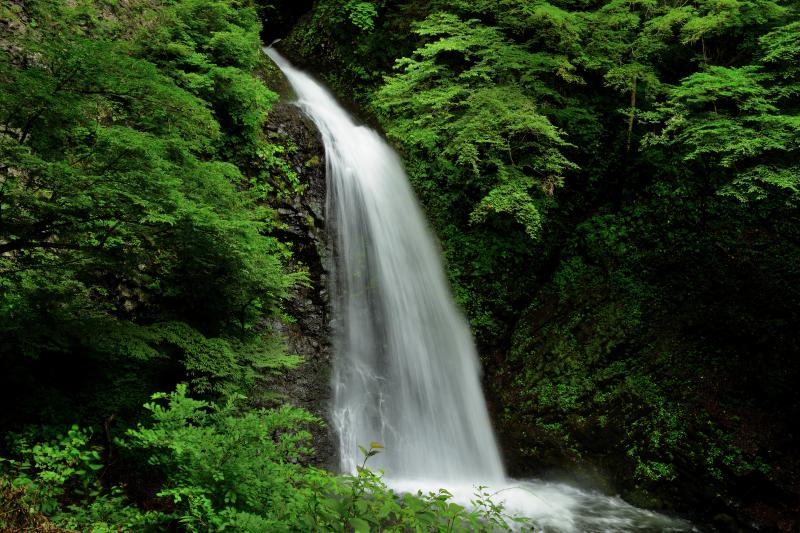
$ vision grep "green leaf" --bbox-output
[349,517,371,532]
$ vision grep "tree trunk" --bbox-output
[626,75,637,153]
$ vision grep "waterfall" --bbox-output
[265,47,504,482]
[265,47,695,532]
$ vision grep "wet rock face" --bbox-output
[264,98,336,468]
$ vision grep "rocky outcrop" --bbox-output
[260,61,336,467]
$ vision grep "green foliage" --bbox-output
[0,425,164,530]
[643,22,800,204]
[288,2,800,524]
[0,475,63,532]
[281,0,414,106]
[3,0,800,528]
[377,12,575,239]
[2,426,103,514]
[345,0,380,31]
[122,387,526,531]
[501,258,768,487]
[123,384,318,529]
[1,388,531,531]
[0,0,306,434]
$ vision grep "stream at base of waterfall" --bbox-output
[265,46,695,532]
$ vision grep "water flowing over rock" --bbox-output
[265,46,697,532]
[266,46,504,482]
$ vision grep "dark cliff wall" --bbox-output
[260,60,336,467]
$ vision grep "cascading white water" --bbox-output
[265,47,503,482]
[265,47,695,532]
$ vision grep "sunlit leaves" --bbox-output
[377,13,576,239]
[345,0,380,31]
[646,60,800,203]
[679,0,787,44]
[0,0,300,401]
